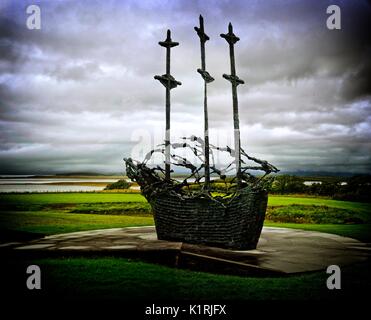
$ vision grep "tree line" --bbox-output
[270,174,371,202]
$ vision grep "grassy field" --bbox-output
[0,211,154,235]
[0,193,151,236]
[23,257,368,301]
[1,193,370,238]
[0,193,147,206]
[269,195,371,213]
[1,192,370,302]
[1,192,369,209]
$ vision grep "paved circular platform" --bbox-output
[3,226,370,275]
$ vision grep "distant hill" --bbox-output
[277,171,359,178]
[55,172,114,176]
[1,170,367,179]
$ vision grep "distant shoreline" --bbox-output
[1,182,111,187]
[0,175,125,180]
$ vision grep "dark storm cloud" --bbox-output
[0,0,370,174]
[342,62,371,100]
[0,17,29,73]
[332,0,371,100]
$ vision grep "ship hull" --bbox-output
[149,187,268,250]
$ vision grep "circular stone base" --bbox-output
[6,226,370,275]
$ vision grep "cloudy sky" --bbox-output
[0,0,370,175]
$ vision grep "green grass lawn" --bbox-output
[0,210,154,235]
[0,192,146,207]
[268,195,371,214]
[1,192,369,210]
[1,192,370,302]
[25,256,368,301]
[1,193,370,237]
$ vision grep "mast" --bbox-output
[220,23,244,187]
[194,15,214,190]
[154,30,181,181]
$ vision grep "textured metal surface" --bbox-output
[221,23,245,187]
[154,29,181,180]
[126,18,279,250]
[195,15,214,190]
[151,186,268,249]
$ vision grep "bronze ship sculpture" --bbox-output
[125,16,279,250]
